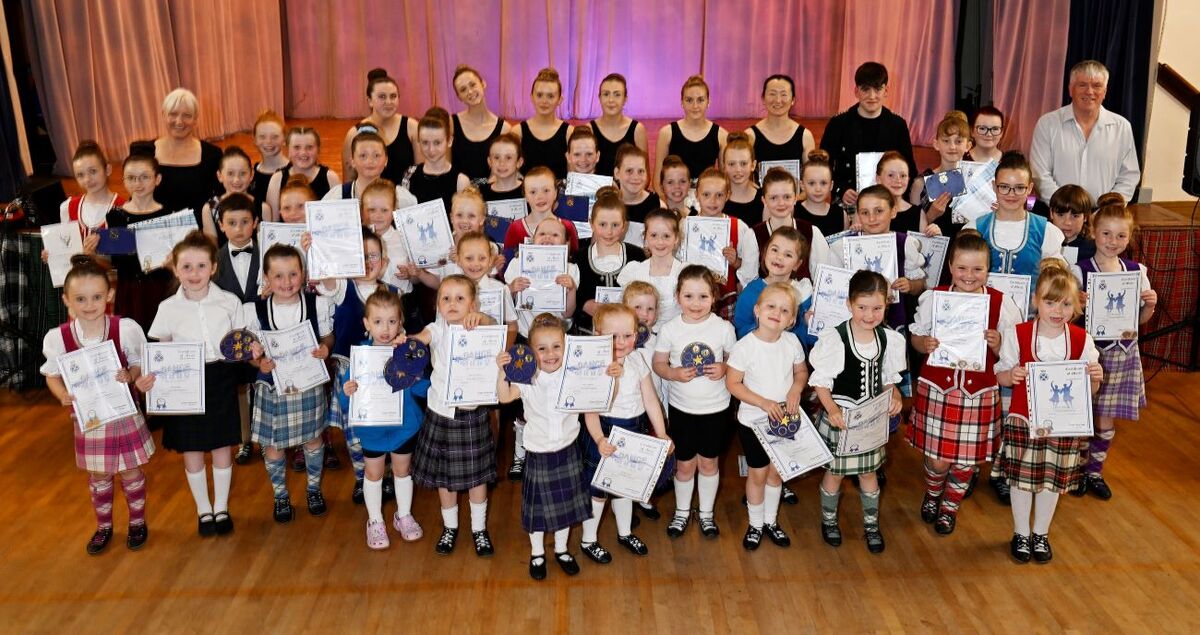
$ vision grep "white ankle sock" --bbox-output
[185,468,212,516]
[763,484,782,524]
[441,504,459,530]
[612,498,634,536]
[364,477,384,523]
[470,500,488,532]
[212,466,232,514]
[697,470,720,516]
[529,531,545,557]
[394,475,413,517]
[513,422,526,460]
[582,499,605,544]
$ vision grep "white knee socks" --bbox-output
[185,468,212,516]
[364,477,384,523]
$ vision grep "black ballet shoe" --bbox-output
[86,527,113,555]
[198,513,217,537]
[555,552,580,575]
[214,511,234,535]
[821,522,842,547]
[1010,534,1031,563]
[529,556,547,580]
[126,523,148,550]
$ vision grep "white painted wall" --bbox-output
[1143,0,1200,202]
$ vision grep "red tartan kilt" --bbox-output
[908,380,1000,464]
[998,416,1085,493]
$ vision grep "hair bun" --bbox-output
[128,140,156,158]
[367,67,389,82]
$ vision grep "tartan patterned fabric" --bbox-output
[521,444,592,533]
[326,358,350,430]
[998,416,1085,493]
[1094,344,1146,420]
[251,383,329,449]
[815,411,886,476]
[411,407,496,491]
[908,380,1000,463]
[0,232,68,390]
[72,413,156,473]
[1136,225,1198,371]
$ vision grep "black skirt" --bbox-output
[161,363,242,452]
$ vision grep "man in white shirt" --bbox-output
[1029,60,1141,203]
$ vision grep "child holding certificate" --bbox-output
[405,107,469,210]
[734,227,814,344]
[658,156,695,217]
[872,153,923,236]
[996,260,1103,563]
[574,189,645,334]
[502,166,579,253]
[579,304,670,560]
[692,168,759,318]
[358,179,414,297]
[1048,185,1095,265]
[143,232,246,538]
[617,208,686,325]
[909,233,1022,534]
[479,133,524,201]
[322,128,416,209]
[505,219,580,338]
[496,314,599,580]
[1070,205,1156,500]
[623,281,674,517]
[910,111,972,237]
[721,134,762,227]
[340,289,431,549]
[652,265,738,539]
[752,167,830,281]
[409,275,498,557]
[808,271,906,553]
[245,244,336,523]
[795,150,845,239]
[726,283,809,551]
[42,256,154,554]
[58,141,124,241]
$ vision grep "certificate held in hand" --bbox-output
[306,199,365,279]
[350,345,402,426]
[928,291,990,371]
[809,264,854,337]
[590,428,672,504]
[395,199,454,269]
[1085,271,1141,340]
[56,340,139,432]
[263,322,330,394]
[683,216,731,278]
[555,335,615,412]
[517,244,569,312]
[143,342,206,415]
[836,392,891,456]
[751,415,834,482]
[1026,361,1093,437]
[444,325,507,407]
[41,222,83,288]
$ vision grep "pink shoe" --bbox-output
[394,513,423,542]
[366,519,389,550]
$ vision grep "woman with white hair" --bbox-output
[154,88,223,218]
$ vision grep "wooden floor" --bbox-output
[2,373,1199,633]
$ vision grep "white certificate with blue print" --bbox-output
[444,325,506,407]
[1026,360,1093,437]
[476,288,506,326]
[41,221,83,287]
[394,199,454,269]
[517,244,569,312]
[306,199,365,278]
[263,322,329,393]
[564,172,614,197]
[1085,271,1141,340]
[758,160,801,182]
[349,345,402,426]
[751,415,834,482]
[809,264,854,337]
[486,198,528,220]
[142,342,205,415]
[57,340,139,431]
[987,273,1031,319]
[843,233,898,302]
[683,216,730,278]
[555,335,615,412]
[836,392,891,456]
[130,209,198,273]
[591,427,671,504]
[928,291,990,371]
[908,233,949,290]
[594,286,623,305]
[854,152,884,192]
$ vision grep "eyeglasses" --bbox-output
[996,183,1029,195]
[123,174,154,183]
[365,253,383,262]
[975,125,1003,136]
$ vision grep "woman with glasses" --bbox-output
[966,107,1005,164]
[153,88,223,221]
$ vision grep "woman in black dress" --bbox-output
[515,67,572,181]
[451,65,511,185]
[341,68,421,185]
[153,88,221,222]
[745,75,815,182]
[589,73,648,177]
[654,75,729,185]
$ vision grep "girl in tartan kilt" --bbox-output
[246,244,335,524]
[909,232,1023,534]
[996,259,1103,563]
[497,314,621,580]
[809,271,906,554]
[42,256,154,555]
[1069,204,1156,500]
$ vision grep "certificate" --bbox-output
[987,273,1031,319]
[1026,360,1094,437]
[56,340,138,431]
[950,159,998,224]
[130,209,198,273]
[683,216,731,278]
[257,222,306,284]
[594,286,623,305]
[809,264,854,337]
[444,325,507,407]
[262,322,329,393]
[1062,245,1080,265]
[836,392,891,455]
[517,244,569,312]
[625,221,645,249]
[349,345,402,426]
[928,291,990,371]
[564,172,613,197]
[142,342,205,415]
[1085,271,1141,340]
[41,221,83,287]
[854,152,884,192]
[306,199,365,278]
[394,199,454,269]
[843,232,898,301]
[590,427,671,504]
[758,159,801,182]
[909,233,949,290]
[486,198,528,220]
[750,416,834,481]
[555,335,615,412]
[477,288,506,326]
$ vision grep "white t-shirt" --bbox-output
[637,332,668,413]
[808,327,907,395]
[727,330,806,426]
[41,318,146,375]
[654,313,737,414]
[517,366,582,453]
[966,215,1066,262]
[617,258,686,325]
[148,284,247,360]
[502,259,581,337]
[606,349,653,419]
[424,321,459,418]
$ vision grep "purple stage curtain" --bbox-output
[284,0,957,139]
[991,0,1071,155]
[22,0,283,175]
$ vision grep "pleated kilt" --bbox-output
[73,412,155,473]
[521,444,592,533]
[411,407,496,491]
[816,411,886,476]
[998,415,1085,493]
[1094,343,1146,421]
[251,382,328,449]
[908,381,1000,464]
[162,363,242,452]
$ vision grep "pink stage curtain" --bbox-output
[23,0,283,175]
[992,0,1071,155]
[285,0,956,136]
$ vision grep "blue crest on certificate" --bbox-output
[809,264,854,337]
[305,199,366,279]
[555,335,615,412]
[683,216,731,277]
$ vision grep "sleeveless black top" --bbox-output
[667,122,720,181]
[590,119,638,176]
[406,164,460,211]
[452,114,504,184]
[479,182,524,202]
[625,192,662,224]
[750,123,807,165]
[278,164,332,200]
[519,121,569,180]
[250,162,286,213]
[380,116,415,185]
[724,197,763,228]
[794,203,844,238]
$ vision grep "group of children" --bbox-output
[39,63,1155,577]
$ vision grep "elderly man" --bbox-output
[1030,60,1141,203]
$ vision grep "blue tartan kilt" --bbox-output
[251,383,329,449]
[411,407,496,491]
[521,444,592,533]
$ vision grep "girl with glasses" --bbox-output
[967,107,1006,164]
